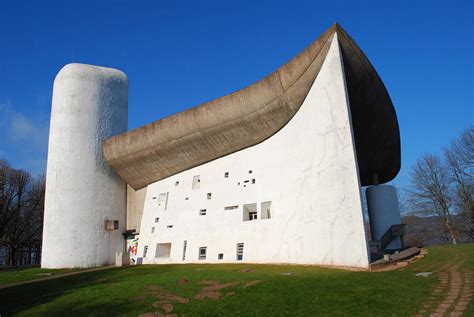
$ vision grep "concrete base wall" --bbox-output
[137,34,370,268]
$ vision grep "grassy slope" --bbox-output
[0,267,81,286]
[0,244,472,317]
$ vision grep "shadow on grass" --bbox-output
[0,268,144,316]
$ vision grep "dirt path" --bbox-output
[0,265,115,290]
[414,250,472,317]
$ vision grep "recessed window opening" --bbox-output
[199,209,207,216]
[167,225,173,228]
[192,175,201,190]
[143,245,149,258]
[243,203,257,221]
[218,253,224,260]
[252,179,256,184]
[155,243,172,258]
[155,217,160,223]
[261,201,272,219]
[244,180,249,183]
[248,170,253,174]
[224,172,229,178]
[151,226,155,233]
[182,240,187,261]
[207,193,212,200]
[236,243,244,261]
[199,247,207,260]
[175,181,180,186]
[237,182,240,186]
[185,197,189,200]
[224,205,239,211]
[152,197,157,200]
[105,220,119,230]
[157,192,169,210]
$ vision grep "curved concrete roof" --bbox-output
[103,23,400,190]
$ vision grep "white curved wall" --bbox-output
[138,34,371,268]
[42,63,128,268]
[366,185,402,249]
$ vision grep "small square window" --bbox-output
[151,226,155,233]
[248,170,253,174]
[224,172,229,178]
[167,225,173,228]
[218,253,224,260]
[252,178,256,184]
[199,209,207,216]
[175,181,179,186]
[154,217,160,223]
[199,247,207,260]
[207,193,212,200]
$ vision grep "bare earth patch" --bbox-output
[134,278,264,315]
[195,281,239,300]
[133,284,188,315]
[243,280,261,288]
[177,278,188,286]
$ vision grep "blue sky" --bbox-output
[0,0,472,189]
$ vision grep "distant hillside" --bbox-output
[402,214,472,246]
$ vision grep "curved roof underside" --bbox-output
[103,23,400,190]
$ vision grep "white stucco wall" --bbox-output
[42,63,128,268]
[138,33,370,268]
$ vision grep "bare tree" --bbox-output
[0,160,45,266]
[444,126,474,239]
[408,154,458,244]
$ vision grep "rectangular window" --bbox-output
[248,170,253,174]
[251,178,256,184]
[143,245,149,258]
[155,243,171,258]
[218,253,224,260]
[154,217,160,223]
[167,225,173,228]
[105,220,119,230]
[151,226,155,233]
[236,243,244,261]
[207,193,212,200]
[224,172,229,178]
[199,247,207,260]
[157,192,169,210]
[175,181,180,186]
[261,201,272,219]
[192,175,201,190]
[224,205,239,211]
[199,209,207,216]
[182,240,187,261]
[243,203,257,221]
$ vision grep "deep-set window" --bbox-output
[236,243,244,261]
[199,247,207,260]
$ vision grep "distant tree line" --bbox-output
[0,160,45,266]
[404,126,473,246]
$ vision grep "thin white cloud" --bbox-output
[0,101,49,176]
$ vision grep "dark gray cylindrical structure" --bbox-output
[366,185,402,250]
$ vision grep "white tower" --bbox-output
[42,63,128,268]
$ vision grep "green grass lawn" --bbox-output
[0,267,81,286]
[0,244,472,317]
